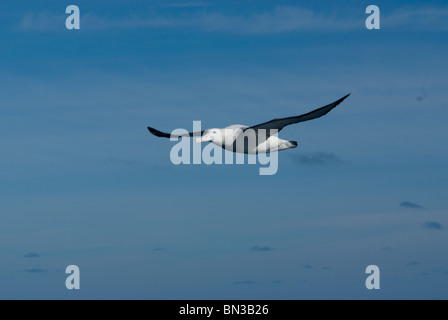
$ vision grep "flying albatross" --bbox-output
[147,94,350,154]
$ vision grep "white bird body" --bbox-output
[204,125,297,154]
[147,94,350,154]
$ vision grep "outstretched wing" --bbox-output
[244,94,350,134]
[147,126,204,138]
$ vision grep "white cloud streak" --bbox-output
[16,6,356,33]
[383,6,448,31]
[16,5,448,33]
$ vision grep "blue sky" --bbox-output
[0,0,447,299]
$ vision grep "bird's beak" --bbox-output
[195,133,211,143]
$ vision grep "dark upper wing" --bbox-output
[147,126,204,138]
[244,94,350,134]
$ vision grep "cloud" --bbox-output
[24,253,40,258]
[407,261,421,266]
[162,2,212,8]
[250,246,273,252]
[21,268,48,273]
[423,221,444,230]
[81,13,180,30]
[431,267,448,276]
[16,6,357,33]
[234,280,256,285]
[290,152,343,166]
[94,6,356,34]
[16,11,179,31]
[384,6,448,31]
[17,13,64,31]
[400,201,424,209]
[195,6,358,34]
[16,5,448,34]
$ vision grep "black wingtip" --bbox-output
[147,126,169,138]
[340,93,351,101]
[333,93,350,106]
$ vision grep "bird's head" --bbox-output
[195,128,222,144]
